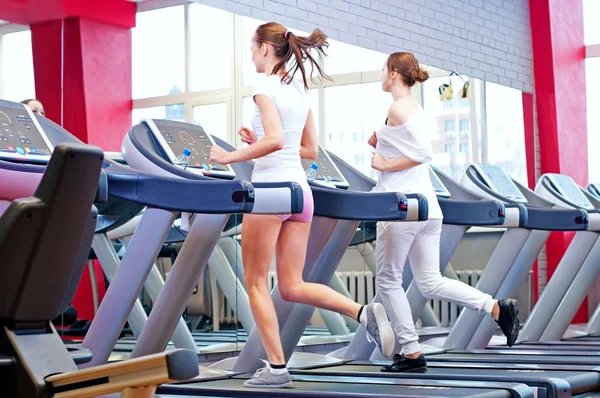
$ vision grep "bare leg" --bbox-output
[275,220,362,319]
[241,214,285,365]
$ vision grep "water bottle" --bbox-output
[305,162,318,180]
[175,148,191,170]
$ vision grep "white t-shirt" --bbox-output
[251,75,311,192]
[372,107,443,220]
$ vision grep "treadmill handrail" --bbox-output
[523,205,588,231]
[46,349,198,397]
[103,160,256,214]
[405,193,429,221]
[438,198,505,226]
[310,184,409,221]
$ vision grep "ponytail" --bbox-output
[254,22,332,90]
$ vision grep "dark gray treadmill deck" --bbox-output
[429,352,600,365]
[158,374,531,397]
[292,362,600,397]
[487,343,600,351]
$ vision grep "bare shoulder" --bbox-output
[387,99,420,126]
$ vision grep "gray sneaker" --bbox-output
[364,303,395,358]
[243,360,293,388]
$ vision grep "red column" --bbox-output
[529,0,588,322]
[31,16,133,150]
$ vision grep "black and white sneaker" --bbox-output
[496,299,520,347]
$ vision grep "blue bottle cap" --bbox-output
[183,148,191,156]
[311,162,319,170]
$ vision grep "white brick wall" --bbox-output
[194,0,533,92]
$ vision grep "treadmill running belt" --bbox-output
[429,352,600,365]
[291,363,600,396]
[158,374,530,397]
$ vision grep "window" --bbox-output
[484,82,527,184]
[445,144,456,153]
[587,57,600,183]
[459,98,469,109]
[459,143,468,153]
[423,75,473,179]
[193,103,228,142]
[325,82,390,175]
[445,120,456,132]
[189,4,232,91]
[132,104,184,125]
[132,6,185,99]
[584,0,600,45]
[443,98,456,109]
[325,39,388,75]
[460,119,470,132]
[1,30,35,102]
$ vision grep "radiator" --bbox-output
[217,270,483,328]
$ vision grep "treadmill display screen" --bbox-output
[151,120,231,173]
[0,106,52,161]
[547,174,594,210]
[476,164,527,203]
[300,147,349,188]
[429,167,450,198]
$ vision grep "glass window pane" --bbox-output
[190,4,232,91]
[193,103,228,143]
[587,57,600,183]
[422,74,472,180]
[485,82,527,185]
[132,6,185,99]
[132,104,184,125]
[325,82,390,177]
[584,0,600,45]
[1,30,35,102]
[325,40,388,75]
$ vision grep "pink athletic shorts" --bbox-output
[278,191,314,222]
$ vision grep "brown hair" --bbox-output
[386,52,429,87]
[254,22,331,90]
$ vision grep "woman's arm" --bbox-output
[371,153,422,172]
[225,95,284,163]
[300,109,318,159]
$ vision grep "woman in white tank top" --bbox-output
[208,22,394,388]
[368,52,520,372]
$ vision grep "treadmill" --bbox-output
[289,166,600,398]
[76,119,305,369]
[157,150,535,398]
[491,173,600,349]
[419,166,600,367]
[0,100,200,397]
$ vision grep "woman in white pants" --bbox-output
[368,52,520,372]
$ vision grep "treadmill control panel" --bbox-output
[429,167,451,198]
[473,164,527,203]
[0,103,53,163]
[545,174,594,210]
[145,119,235,179]
[301,147,349,189]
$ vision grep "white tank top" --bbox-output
[372,107,443,220]
[250,75,310,192]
